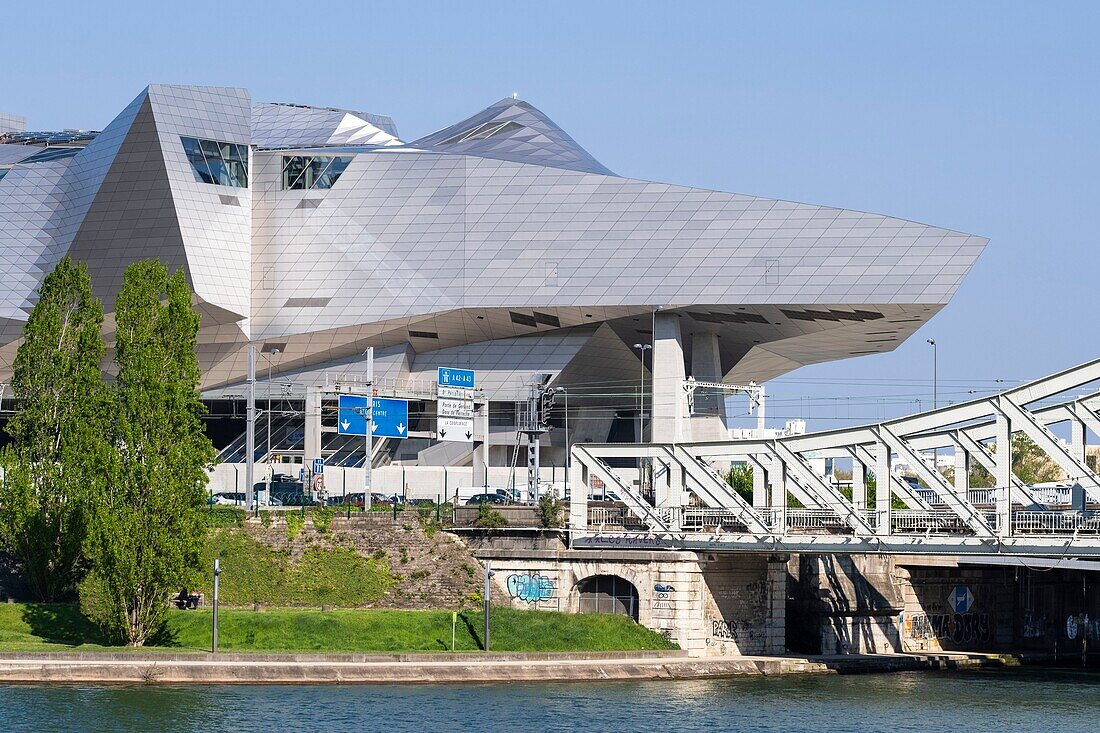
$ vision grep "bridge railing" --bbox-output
[1012,510,1100,534]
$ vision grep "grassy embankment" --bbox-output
[0,603,676,654]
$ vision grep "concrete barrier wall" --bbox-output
[206,464,574,500]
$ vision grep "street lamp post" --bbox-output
[265,348,281,514]
[632,343,652,443]
[927,338,937,472]
[927,339,937,409]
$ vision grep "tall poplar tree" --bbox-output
[0,257,107,601]
[81,260,214,645]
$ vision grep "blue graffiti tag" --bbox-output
[654,584,676,593]
[507,573,555,603]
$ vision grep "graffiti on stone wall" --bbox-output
[907,612,992,645]
[710,618,757,644]
[506,573,555,604]
[652,583,676,611]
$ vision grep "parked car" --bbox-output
[210,492,246,506]
[465,493,510,506]
[276,492,315,507]
[407,498,436,507]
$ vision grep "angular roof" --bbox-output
[410,97,614,175]
[252,103,401,149]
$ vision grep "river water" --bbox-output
[0,668,1096,732]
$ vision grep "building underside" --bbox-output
[0,86,986,466]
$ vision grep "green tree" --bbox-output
[967,434,1062,487]
[725,463,754,503]
[81,261,215,646]
[0,257,107,601]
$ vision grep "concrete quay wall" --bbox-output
[0,650,1021,685]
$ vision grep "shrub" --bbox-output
[535,491,566,528]
[474,503,508,530]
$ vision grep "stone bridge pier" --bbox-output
[471,542,787,657]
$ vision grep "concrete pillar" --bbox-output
[765,554,788,655]
[875,440,892,536]
[304,385,323,467]
[690,331,728,442]
[651,312,688,443]
[852,457,866,510]
[995,409,1012,537]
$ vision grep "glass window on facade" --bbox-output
[180,136,249,187]
[0,167,9,182]
[281,156,354,190]
[440,120,524,145]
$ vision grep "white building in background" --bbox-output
[0,85,986,469]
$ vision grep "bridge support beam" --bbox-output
[995,410,1012,537]
[852,457,867,510]
[875,440,891,536]
[752,460,767,509]
[954,443,969,496]
[568,456,588,533]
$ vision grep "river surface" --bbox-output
[0,668,1096,732]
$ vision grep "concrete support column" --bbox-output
[752,460,768,508]
[304,385,323,468]
[995,409,1012,537]
[651,312,688,444]
[689,331,728,442]
[852,458,867,510]
[764,554,788,655]
[875,440,892,536]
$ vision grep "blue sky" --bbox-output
[4,1,1097,428]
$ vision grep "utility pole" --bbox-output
[265,347,280,512]
[245,345,256,513]
[927,339,938,409]
[365,347,374,508]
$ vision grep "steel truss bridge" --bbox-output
[567,358,1100,557]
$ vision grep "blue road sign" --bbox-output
[371,398,409,439]
[313,457,325,476]
[437,367,475,389]
[338,394,369,436]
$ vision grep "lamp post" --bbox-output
[926,339,937,409]
[264,348,281,513]
[927,338,937,472]
[632,343,652,443]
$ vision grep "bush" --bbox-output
[536,491,566,528]
[473,503,508,530]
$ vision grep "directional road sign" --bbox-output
[313,457,325,476]
[337,394,369,436]
[438,415,473,442]
[371,398,409,439]
[437,367,475,389]
[438,398,473,419]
